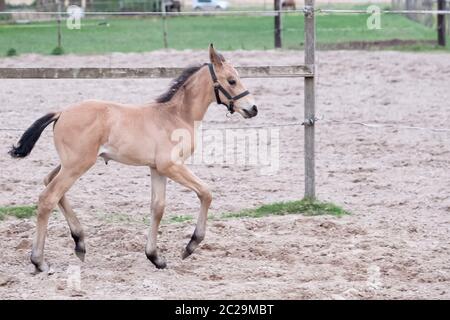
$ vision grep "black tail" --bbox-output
[9,113,58,158]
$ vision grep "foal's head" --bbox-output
[208,44,258,119]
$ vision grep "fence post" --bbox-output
[161,0,169,49]
[57,0,62,49]
[274,0,282,48]
[304,0,316,200]
[438,0,446,46]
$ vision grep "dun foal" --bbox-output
[9,45,258,272]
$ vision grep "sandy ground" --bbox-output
[0,50,449,299]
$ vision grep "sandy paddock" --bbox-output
[0,50,449,299]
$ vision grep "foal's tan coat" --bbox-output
[11,45,257,271]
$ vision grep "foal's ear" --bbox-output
[209,43,225,68]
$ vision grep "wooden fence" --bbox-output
[0,1,318,200]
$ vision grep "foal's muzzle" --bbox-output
[243,105,258,118]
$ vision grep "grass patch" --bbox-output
[164,200,349,224]
[0,200,346,223]
[221,199,349,219]
[0,205,37,220]
[168,215,194,224]
[6,48,17,56]
[50,46,64,55]
[388,43,450,52]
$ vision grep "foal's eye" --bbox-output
[228,79,236,86]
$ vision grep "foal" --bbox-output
[9,45,258,272]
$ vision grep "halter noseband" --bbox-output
[207,63,250,114]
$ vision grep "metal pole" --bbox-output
[304,0,316,200]
[438,0,447,46]
[274,0,282,48]
[57,0,62,48]
[161,0,169,49]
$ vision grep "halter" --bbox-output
[207,63,250,114]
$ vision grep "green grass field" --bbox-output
[0,12,448,56]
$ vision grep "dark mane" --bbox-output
[156,64,206,103]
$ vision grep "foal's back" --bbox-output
[53,100,176,167]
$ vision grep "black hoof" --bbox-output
[181,247,194,260]
[182,232,203,260]
[31,257,50,274]
[72,233,86,262]
[154,261,167,269]
[146,252,167,269]
[75,248,86,262]
[75,242,86,262]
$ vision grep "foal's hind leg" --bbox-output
[44,165,86,261]
[32,165,93,273]
[145,168,167,269]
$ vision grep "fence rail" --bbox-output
[0,9,307,17]
[320,9,450,14]
[2,9,450,16]
[0,66,313,79]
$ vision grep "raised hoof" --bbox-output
[181,247,194,260]
[75,249,86,262]
[146,252,167,269]
[182,233,203,260]
[154,260,167,269]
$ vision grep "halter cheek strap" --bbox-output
[207,63,250,114]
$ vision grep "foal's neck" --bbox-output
[177,66,215,123]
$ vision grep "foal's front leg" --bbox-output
[161,164,212,260]
[145,168,167,269]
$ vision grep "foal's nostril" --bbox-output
[251,105,258,114]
